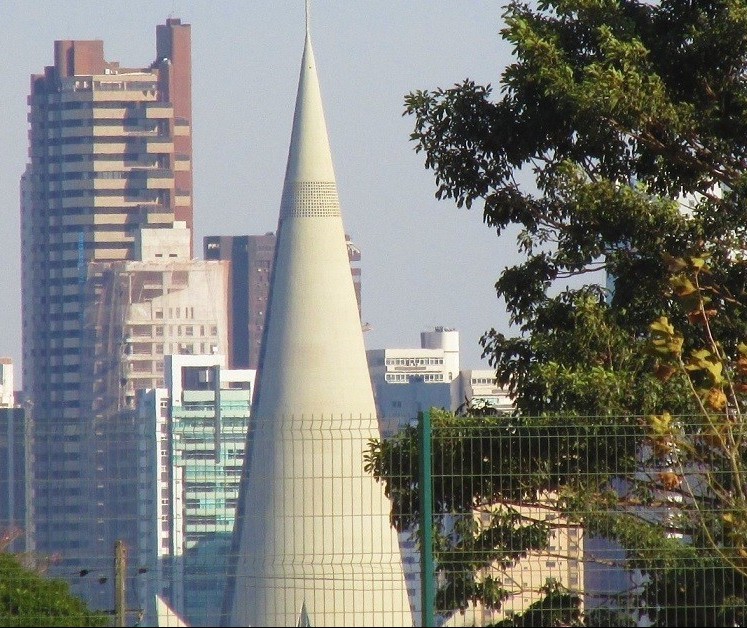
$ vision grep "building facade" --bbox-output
[367,326,461,436]
[136,355,254,627]
[203,232,362,369]
[0,359,15,408]
[368,327,515,432]
[367,328,517,618]
[452,369,514,414]
[76,232,230,611]
[20,19,193,594]
[0,360,27,554]
[367,330,588,627]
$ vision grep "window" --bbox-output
[182,450,216,460]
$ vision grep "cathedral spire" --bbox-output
[280,17,338,217]
[222,12,412,628]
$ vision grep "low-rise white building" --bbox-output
[367,327,513,434]
[367,327,460,437]
[453,369,513,413]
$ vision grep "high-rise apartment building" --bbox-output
[76,228,229,610]
[136,355,254,627]
[367,330,585,627]
[203,233,362,369]
[367,327,516,618]
[367,326,461,436]
[202,234,274,370]
[21,18,193,587]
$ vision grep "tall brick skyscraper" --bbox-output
[21,19,193,603]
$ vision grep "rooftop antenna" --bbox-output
[305,0,310,35]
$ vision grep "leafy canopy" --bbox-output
[0,553,108,627]
[405,0,747,411]
[372,0,747,625]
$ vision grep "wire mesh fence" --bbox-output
[2,409,747,626]
[370,409,747,627]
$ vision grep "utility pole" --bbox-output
[114,540,127,627]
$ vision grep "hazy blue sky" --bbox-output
[0,1,521,377]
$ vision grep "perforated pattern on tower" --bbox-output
[280,181,341,218]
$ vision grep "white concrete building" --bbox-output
[368,331,587,625]
[137,354,254,627]
[367,326,460,437]
[0,359,26,554]
[74,224,230,610]
[367,327,515,437]
[453,369,514,414]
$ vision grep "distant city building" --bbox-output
[368,327,515,429]
[136,355,254,627]
[20,19,194,594]
[368,330,589,626]
[0,359,26,553]
[81,226,229,412]
[203,233,362,369]
[367,327,517,618]
[0,359,15,408]
[75,226,229,609]
[442,502,584,628]
[452,368,513,413]
[367,326,460,436]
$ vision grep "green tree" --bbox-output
[369,0,747,625]
[0,552,108,627]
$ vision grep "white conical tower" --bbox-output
[222,19,413,628]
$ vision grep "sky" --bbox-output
[0,1,522,379]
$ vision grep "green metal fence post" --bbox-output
[418,410,435,627]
